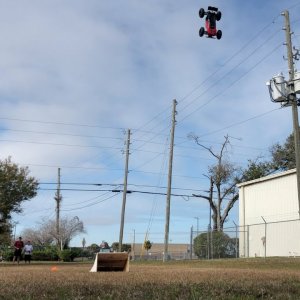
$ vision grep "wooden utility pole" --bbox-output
[163,99,177,262]
[119,129,131,252]
[55,168,62,249]
[283,10,300,216]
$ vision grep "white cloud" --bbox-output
[2,0,300,245]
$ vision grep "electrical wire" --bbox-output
[39,181,213,193]
[197,107,282,138]
[0,138,123,150]
[0,116,125,130]
[60,193,120,212]
[38,187,203,198]
[131,13,282,138]
[130,19,282,141]
[178,29,282,117]
[0,128,124,140]
[178,43,283,122]
[143,136,169,244]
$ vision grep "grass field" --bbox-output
[1,258,300,299]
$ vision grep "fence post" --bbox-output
[211,228,213,259]
[190,226,193,260]
[207,226,210,259]
[247,225,250,258]
[261,216,267,259]
[233,221,238,258]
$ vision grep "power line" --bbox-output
[40,188,121,192]
[37,181,239,194]
[39,187,197,198]
[0,127,124,140]
[131,14,282,137]
[0,138,123,150]
[24,163,121,171]
[23,162,206,179]
[178,29,282,117]
[0,130,271,155]
[60,193,120,212]
[288,1,300,11]
[197,107,282,138]
[59,188,202,212]
[178,43,283,122]
[0,13,284,145]
[61,191,117,207]
[0,116,125,130]
[129,13,282,137]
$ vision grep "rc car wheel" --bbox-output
[216,11,222,21]
[199,27,205,37]
[217,30,222,40]
[199,8,205,18]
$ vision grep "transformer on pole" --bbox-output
[267,10,300,217]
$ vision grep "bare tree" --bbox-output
[22,226,54,246]
[22,216,85,248]
[189,134,240,231]
[46,216,85,249]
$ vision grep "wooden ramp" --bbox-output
[90,253,129,272]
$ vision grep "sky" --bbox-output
[1,0,300,248]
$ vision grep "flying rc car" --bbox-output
[199,6,222,40]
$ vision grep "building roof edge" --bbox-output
[237,168,296,188]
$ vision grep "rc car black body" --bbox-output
[199,6,222,40]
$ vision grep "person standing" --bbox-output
[13,236,24,264]
[24,241,33,264]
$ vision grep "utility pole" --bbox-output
[194,217,199,233]
[190,225,193,260]
[267,11,300,217]
[283,10,300,217]
[163,99,177,262]
[119,129,131,252]
[54,167,62,249]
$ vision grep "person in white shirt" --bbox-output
[24,241,33,264]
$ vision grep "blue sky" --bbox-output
[1,0,300,247]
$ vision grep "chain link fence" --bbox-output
[189,218,300,259]
[190,226,239,260]
[62,217,299,261]
[239,218,300,258]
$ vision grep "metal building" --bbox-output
[238,169,300,257]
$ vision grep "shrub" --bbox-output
[32,250,59,261]
[1,248,13,261]
[58,248,81,262]
[111,242,131,252]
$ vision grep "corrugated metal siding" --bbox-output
[239,171,300,257]
[244,172,298,224]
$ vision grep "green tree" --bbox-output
[0,157,38,242]
[193,231,236,259]
[241,159,272,182]
[241,133,296,182]
[270,133,295,171]
[88,243,100,252]
[82,237,86,248]
[111,242,131,252]
[143,240,152,253]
